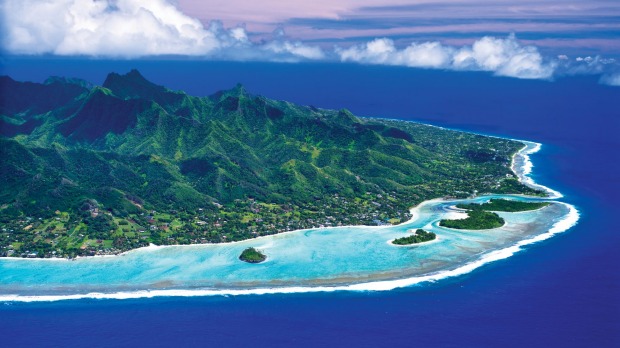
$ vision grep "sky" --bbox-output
[1,0,619,83]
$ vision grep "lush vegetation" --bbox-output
[239,247,266,263]
[439,198,547,231]
[439,210,505,230]
[456,198,550,212]
[392,229,436,245]
[0,70,543,258]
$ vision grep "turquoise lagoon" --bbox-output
[0,142,579,300]
[0,196,575,299]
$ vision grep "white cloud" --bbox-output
[338,39,453,68]
[559,55,618,75]
[2,0,218,56]
[337,34,555,79]
[338,38,396,64]
[1,0,323,61]
[4,0,614,82]
[399,42,454,68]
[599,73,620,86]
[261,41,324,60]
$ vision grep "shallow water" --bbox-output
[0,194,571,298]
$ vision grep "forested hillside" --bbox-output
[0,70,541,257]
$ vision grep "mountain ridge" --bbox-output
[0,70,542,257]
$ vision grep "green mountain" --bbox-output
[0,70,541,258]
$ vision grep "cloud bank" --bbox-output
[1,0,323,60]
[2,0,619,83]
[337,35,555,79]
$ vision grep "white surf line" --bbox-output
[511,141,563,199]
[0,203,579,303]
[366,117,564,199]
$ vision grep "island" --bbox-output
[392,229,436,245]
[239,247,266,263]
[0,70,544,258]
[456,198,550,212]
[439,210,505,230]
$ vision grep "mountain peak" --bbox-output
[121,69,149,84]
[102,69,156,96]
[230,83,247,96]
[209,83,249,103]
[127,68,143,77]
[101,69,184,108]
[107,68,145,80]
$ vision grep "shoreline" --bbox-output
[511,141,563,199]
[453,204,552,214]
[0,203,579,303]
[0,196,438,262]
[389,234,441,247]
[0,134,581,301]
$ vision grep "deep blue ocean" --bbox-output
[1,59,619,347]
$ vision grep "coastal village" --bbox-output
[0,192,413,259]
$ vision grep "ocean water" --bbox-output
[1,60,619,347]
